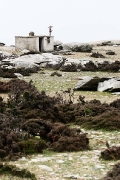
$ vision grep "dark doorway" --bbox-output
[39,38,42,51]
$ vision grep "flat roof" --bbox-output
[15,35,54,38]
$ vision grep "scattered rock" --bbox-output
[106,50,116,55]
[63,174,82,179]
[91,52,105,58]
[63,43,92,52]
[50,71,62,76]
[95,165,105,169]
[14,73,23,77]
[38,165,53,172]
[54,40,63,51]
[97,41,113,46]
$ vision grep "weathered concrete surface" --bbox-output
[15,36,54,52]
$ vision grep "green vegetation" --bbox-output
[0,163,37,180]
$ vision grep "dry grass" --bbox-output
[20,69,120,104]
[63,45,120,61]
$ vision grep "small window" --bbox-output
[47,37,50,43]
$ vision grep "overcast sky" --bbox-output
[0,0,120,45]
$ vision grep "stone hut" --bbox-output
[15,32,54,52]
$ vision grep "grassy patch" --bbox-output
[0,163,37,180]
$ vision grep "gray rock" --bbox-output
[0,51,12,57]
[14,73,23,77]
[63,42,92,52]
[0,42,5,46]
[63,42,82,50]
[38,165,53,172]
[63,174,82,179]
[52,50,73,55]
[91,52,105,58]
[95,165,105,169]
[98,78,120,92]
[54,40,63,51]
[54,40,63,46]
[79,59,92,67]
[21,49,30,54]
[106,50,116,55]
[97,41,113,46]
[6,53,64,69]
[74,76,110,91]
[111,92,120,95]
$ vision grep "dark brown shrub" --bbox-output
[100,162,120,180]
[0,149,7,158]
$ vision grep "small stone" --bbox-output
[63,174,83,179]
[38,165,53,172]
[56,160,64,163]
[80,156,89,159]
[20,157,27,161]
[95,165,105,169]
[30,157,52,163]
[68,157,73,161]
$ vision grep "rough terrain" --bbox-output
[0,41,120,180]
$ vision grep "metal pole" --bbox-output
[48,26,53,36]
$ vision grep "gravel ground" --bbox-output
[3,128,120,180]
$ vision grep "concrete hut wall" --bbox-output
[15,37,39,51]
[42,36,54,52]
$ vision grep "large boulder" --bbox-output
[1,53,65,69]
[54,40,63,51]
[0,42,5,46]
[97,41,113,46]
[101,41,113,46]
[72,44,92,52]
[98,78,120,92]
[74,76,110,91]
[0,51,15,62]
[63,43,92,52]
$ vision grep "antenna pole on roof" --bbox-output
[48,26,53,36]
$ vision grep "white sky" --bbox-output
[0,0,120,45]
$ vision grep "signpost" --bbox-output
[48,26,53,36]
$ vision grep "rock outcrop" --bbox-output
[0,42,5,46]
[74,77,120,92]
[74,76,110,91]
[98,78,120,92]
[63,43,93,52]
